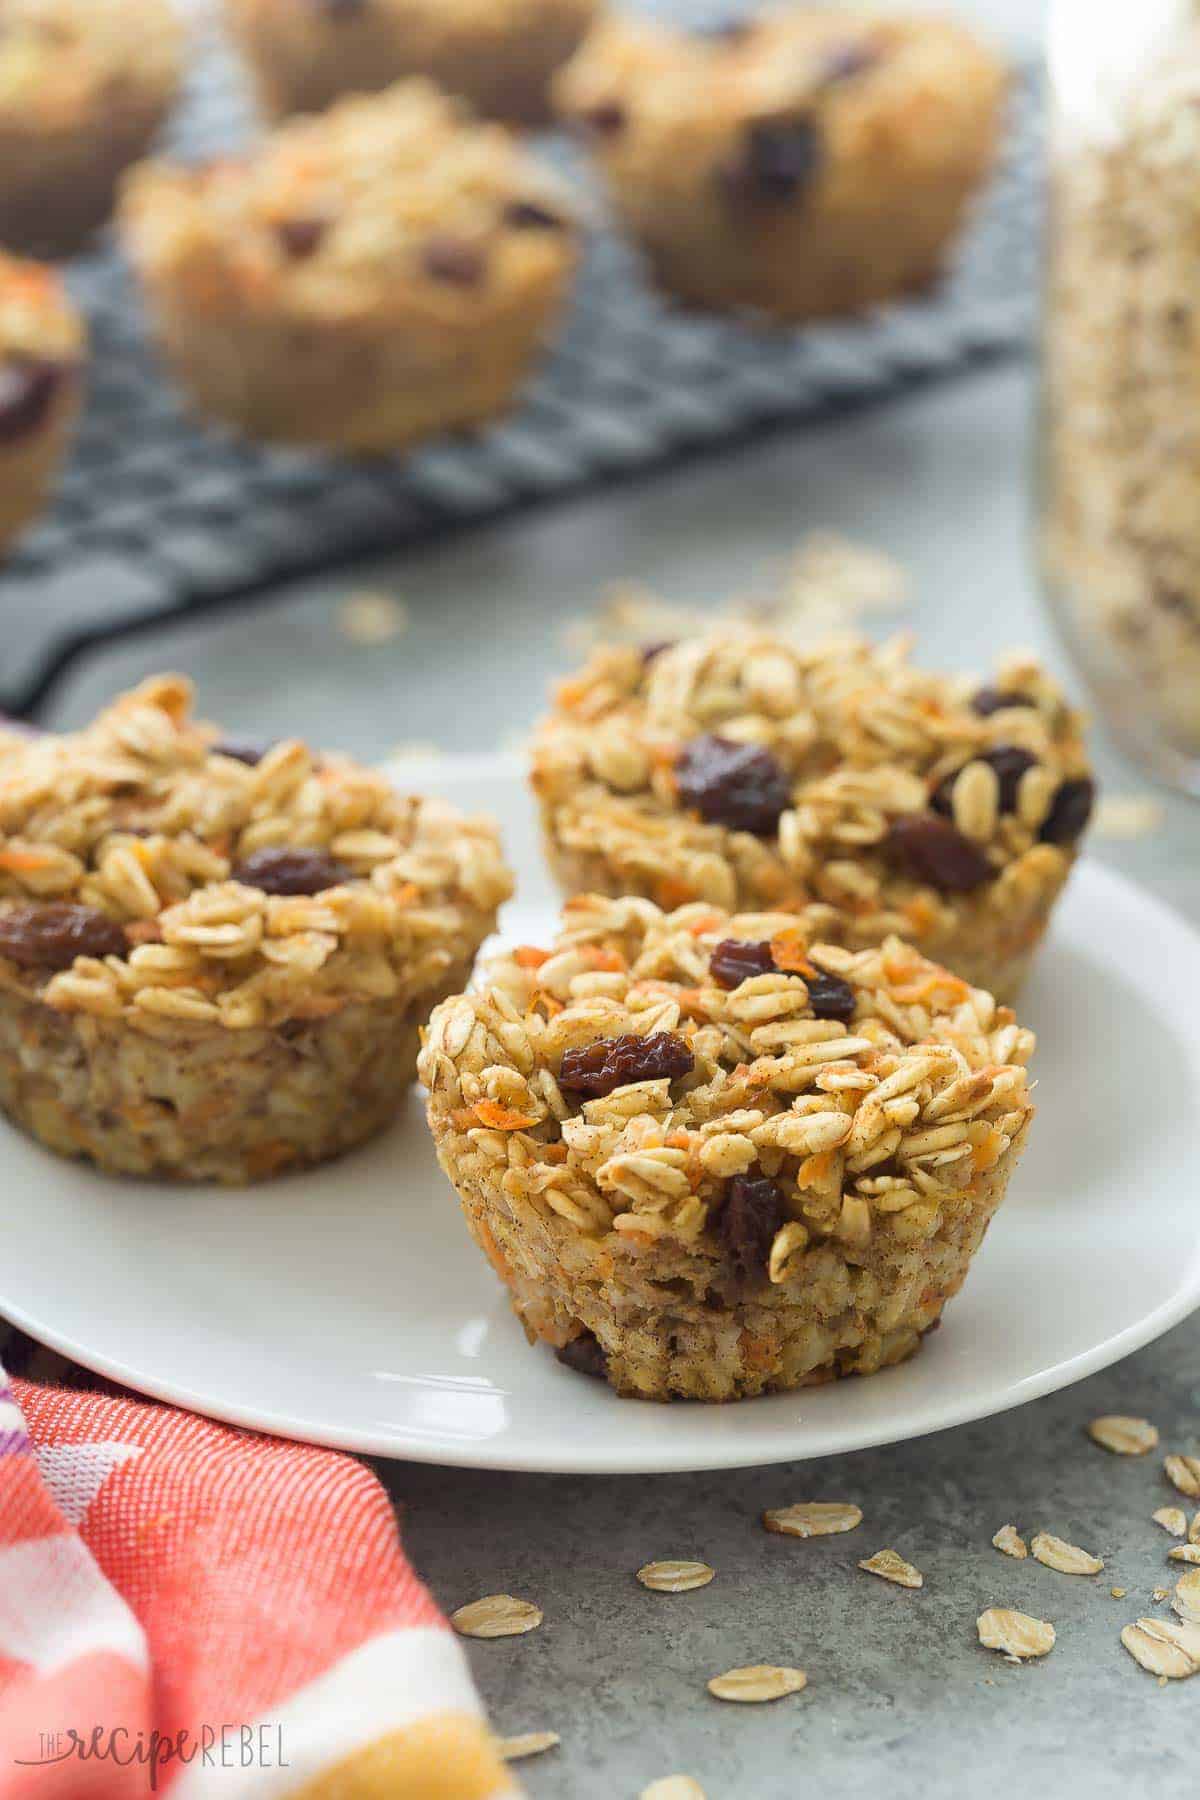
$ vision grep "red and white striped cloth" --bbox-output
[0,1348,519,1797]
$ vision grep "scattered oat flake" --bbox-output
[1111,1588,1127,1599]
[1165,1454,1200,1498]
[1121,1617,1200,1680]
[1169,1545,1200,1565]
[977,1608,1056,1661]
[451,1594,542,1639]
[1191,1510,1200,1545]
[992,1525,1028,1560]
[498,1731,560,1762]
[858,1548,923,1589]
[336,590,409,645]
[707,1664,807,1703]
[1031,1532,1104,1576]
[637,1560,715,1593]
[1172,1568,1200,1622]
[1088,1415,1159,1456]
[1093,795,1166,840]
[1154,1507,1188,1538]
[763,1501,862,1538]
[641,1781,707,1800]
[1153,1587,1170,1603]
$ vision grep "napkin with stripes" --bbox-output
[0,1344,518,1797]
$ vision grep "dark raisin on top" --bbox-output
[883,814,994,892]
[971,686,1037,718]
[641,639,676,665]
[0,902,127,971]
[719,1172,784,1282]
[709,938,855,1022]
[721,114,822,205]
[276,216,327,259]
[931,745,1039,818]
[557,1031,694,1100]
[675,736,792,838]
[314,0,368,17]
[212,740,267,766]
[555,1330,608,1379]
[504,199,568,232]
[231,847,352,896]
[694,17,755,42]
[1038,776,1095,847]
[819,41,879,84]
[0,357,72,446]
[422,235,487,287]
[578,100,626,137]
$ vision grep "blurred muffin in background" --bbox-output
[0,255,85,558]
[0,0,183,259]
[555,8,1005,322]
[223,0,603,128]
[120,80,578,452]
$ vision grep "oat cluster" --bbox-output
[0,676,511,1030]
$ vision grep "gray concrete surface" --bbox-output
[25,1,1200,1791]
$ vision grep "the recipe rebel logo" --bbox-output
[15,1722,290,1791]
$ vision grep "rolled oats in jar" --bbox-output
[1042,0,1200,788]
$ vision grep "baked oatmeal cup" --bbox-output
[224,0,603,128]
[0,255,85,559]
[0,677,512,1183]
[554,9,1004,321]
[0,0,182,260]
[120,81,578,451]
[420,896,1035,1401]
[531,631,1094,1001]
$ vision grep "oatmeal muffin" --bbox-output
[223,0,602,128]
[0,677,512,1183]
[120,81,578,451]
[421,895,1035,1401]
[0,256,85,558]
[554,9,1005,321]
[0,0,183,260]
[532,631,1095,1000]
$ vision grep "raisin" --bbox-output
[557,1031,694,1100]
[710,937,776,988]
[675,735,791,837]
[641,639,675,665]
[719,1172,783,1283]
[212,740,267,766]
[931,745,1039,818]
[276,216,327,259]
[578,100,626,137]
[504,199,567,231]
[422,235,487,287]
[0,356,71,445]
[231,847,352,896]
[0,902,127,970]
[721,114,822,205]
[971,686,1036,718]
[695,17,755,41]
[709,938,855,1021]
[555,1330,607,1379]
[819,41,879,84]
[1039,776,1095,846]
[884,815,993,892]
[312,0,367,16]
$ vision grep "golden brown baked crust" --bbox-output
[0,255,85,559]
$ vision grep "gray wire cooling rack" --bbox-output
[0,23,1040,718]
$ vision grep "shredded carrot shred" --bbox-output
[472,1100,538,1131]
[513,945,550,970]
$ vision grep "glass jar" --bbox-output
[1041,0,1200,792]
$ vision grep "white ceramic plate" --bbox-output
[3,752,1199,1473]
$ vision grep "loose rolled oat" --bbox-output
[1030,1533,1104,1577]
[1168,1545,1200,1565]
[707,1664,807,1703]
[992,1525,1028,1560]
[1153,1508,1188,1539]
[1088,1416,1159,1457]
[0,677,511,1183]
[1165,1455,1200,1500]
[641,1779,706,1800]
[421,896,1036,1402]
[976,1608,1056,1662]
[1172,1569,1200,1623]
[497,1731,559,1761]
[1121,1618,1200,1681]
[858,1548,923,1589]
[636,1560,715,1593]
[1192,1512,1200,1546]
[763,1502,863,1539]
[450,1595,543,1639]
[532,629,1092,999]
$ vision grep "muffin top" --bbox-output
[231,0,599,36]
[0,676,512,1028]
[0,255,84,445]
[0,0,182,125]
[420,893,1035,1278]
[555,8,1005,184]
[532,629,1094,922]
[121,80,577,320]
